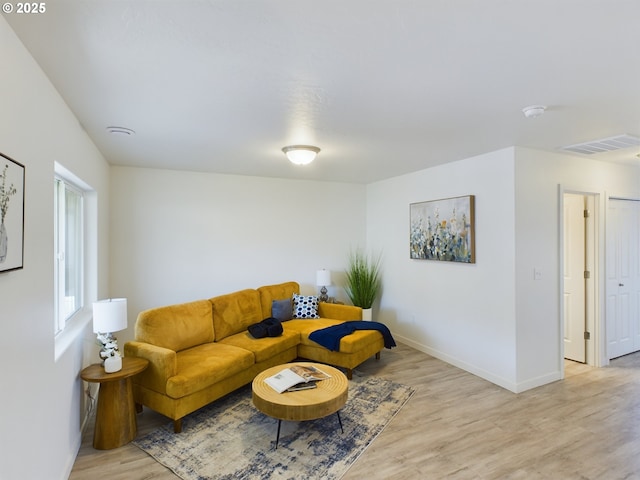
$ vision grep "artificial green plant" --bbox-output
[344,248,382,309]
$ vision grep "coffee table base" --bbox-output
[274,410,344,449]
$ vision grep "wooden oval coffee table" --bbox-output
[252,362,348,448]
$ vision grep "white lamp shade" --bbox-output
[316,269,331,287]
[92,298,128,333]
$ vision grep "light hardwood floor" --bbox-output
[70,344,640,479]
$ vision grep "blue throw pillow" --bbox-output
[272,298,293,322]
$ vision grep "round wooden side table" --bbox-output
[252,362,348,448]
[80,356,148,450]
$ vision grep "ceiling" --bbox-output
[5,1,640,184]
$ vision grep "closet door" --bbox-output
[606,199,640,359]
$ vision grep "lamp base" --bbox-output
[104,355,122,373]
[319,286,328,302]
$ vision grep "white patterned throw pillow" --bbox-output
[292,294,320,319]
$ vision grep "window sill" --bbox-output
[55,307,92,362]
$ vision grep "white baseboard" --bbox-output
[394,333,561,393]
[59,432,82,480]
[514,371,562,393]
[63,383,97,479]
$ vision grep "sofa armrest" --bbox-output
[318,302,362,321]
[124,341,177,394]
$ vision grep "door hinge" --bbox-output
[584,270,591,279]
[584,331,591,340]
[583,209,590,218]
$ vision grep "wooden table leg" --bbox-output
[93,377,137,449]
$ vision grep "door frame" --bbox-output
[559,187,602,373]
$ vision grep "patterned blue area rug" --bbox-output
[134,372,415,480]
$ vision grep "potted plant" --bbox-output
[344,248,382,320]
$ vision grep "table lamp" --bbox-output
[92,298,127,373]
[316,269,331,302]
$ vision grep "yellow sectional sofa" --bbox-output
[124,281,384,432]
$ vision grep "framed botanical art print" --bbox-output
[410,195,475,263]
[0,152,25,273]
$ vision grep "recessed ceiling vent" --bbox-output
[562,134,640,155]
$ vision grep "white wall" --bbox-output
[0,18,111,480]
[367,145,640,393]
[367,148,519,390]
[514,147,640,389]
[110,166,367,344]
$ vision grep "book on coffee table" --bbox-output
[264,365,331,393]
[286,382,318,392]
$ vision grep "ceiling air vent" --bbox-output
[562,134,640,155]
[106,126,136,136]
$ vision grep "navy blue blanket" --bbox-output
[309,321,396,351]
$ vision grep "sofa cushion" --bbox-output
[166,343,254,399]
[219,329,301,363]
[271,298,293,322]
[318,302,362,321]
[284,318,343,335]
[292,294,320,319]
[135,300,214,352]
[257,282,300,318]
[210,289,263,341]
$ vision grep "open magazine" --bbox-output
[264,365,331,393]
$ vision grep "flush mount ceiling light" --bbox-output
[522,105,547,119]
[106,126,136,136]
[282,145,320,165]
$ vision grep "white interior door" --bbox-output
[606,198,640,359]
[564,194,586,362]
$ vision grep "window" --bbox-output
[54,177,84,334]
[53,162,97,359]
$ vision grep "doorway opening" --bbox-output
[561,191,599,368]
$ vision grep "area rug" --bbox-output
[134,372,415,480]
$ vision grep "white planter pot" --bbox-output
[362,308,373,321]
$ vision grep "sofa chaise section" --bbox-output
[258,282,384,379]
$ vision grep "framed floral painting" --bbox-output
[410,195,475,263]
[0,152,25,273]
